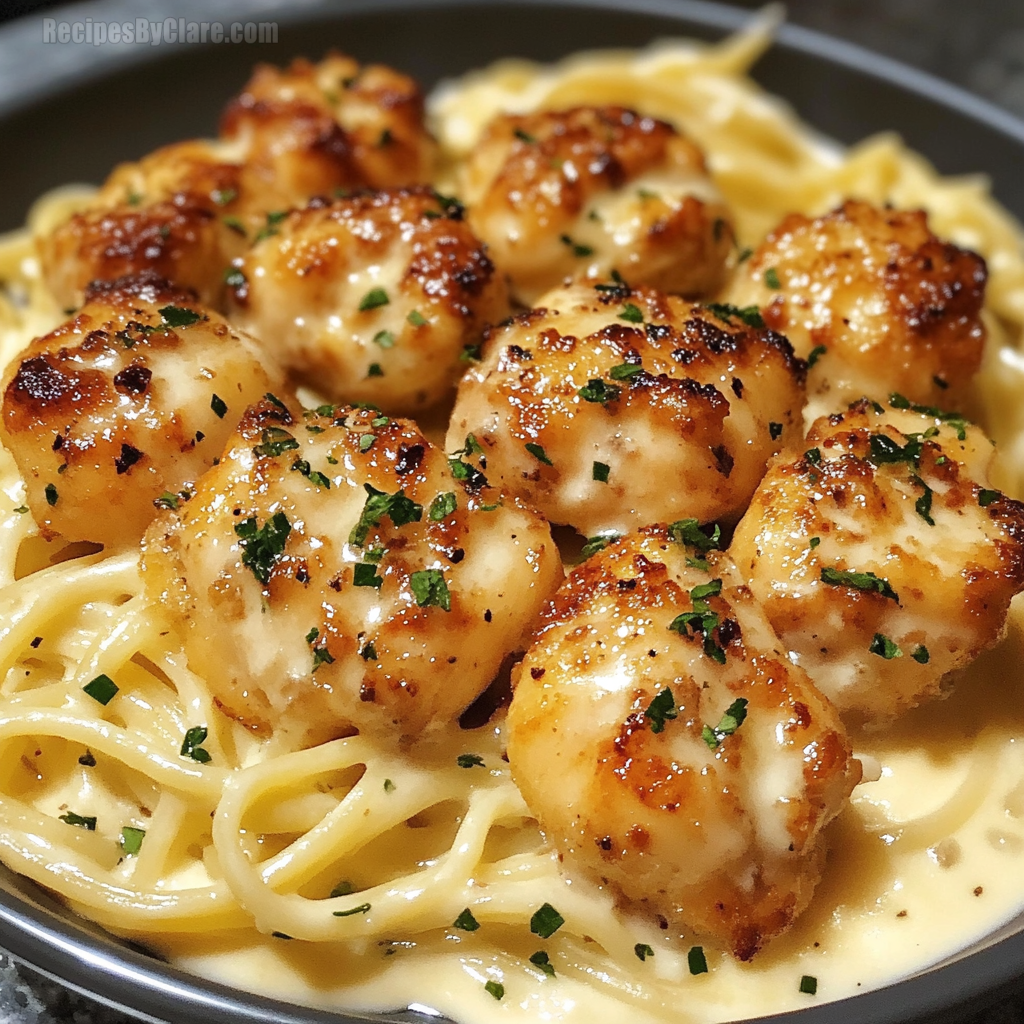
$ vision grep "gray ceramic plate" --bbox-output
[0,1,1022,1022]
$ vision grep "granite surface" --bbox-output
[0,0,1023,1022]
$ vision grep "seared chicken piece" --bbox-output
[724,200,987,420]
[221,53,436,215]
[447,281,805,538]
[38,140,247,309]
[460,106,732,304]
[1,275,279,550]
[229,188,508,412]
[730,398,1024,724]
[142,399,561,749]
[507,529,859,960]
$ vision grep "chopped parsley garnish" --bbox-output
[407,309,428,327]
[560,233,594,258]
[367,363,384,378]
[889,393,969,440]
[593,461,610,483]
[820,566,898,602]
[254,210,287,241]
[525,442,553,466]
[305,627,321,644]
[869,432,922,467]
[410,569,450,610]
[702,697,749,750]
[234,511,291,584]
[154,491,179,510]
[799,975,818,995]
[644,687,678,734]
[530,903,565,939]
[253,427,299,458]
[12,506,28,514]
[912,645,930,664]
[264,392,289,412]
[484,981,504,1001]
[578,378,622,403]
[634,943,655,962]
[210,394,227,419]
[224,267,246,288]
[211,187,237,206]
[359,433,376,452]
[158,305,206,329]
[330,881,354,898]
[911,475,935,525]
[312,644,335,672]
[737,246,753,263]
[688,946,709,975]
[373,330,396,349]
[805,447,822,466]
[869,633,902,660]
[457,753,485,768]
[609,362,643,380]
[460,343,482,362]
[223,216,246,236]
[181,726,211,764]
[349,485,423,546]
[332,903,372,917]
[448,456,488,491]
[429,491,457,521]
[769,422,784,441]
[82,673,118,706]
[453,908,480,931]
[668,579,726,663]
[59,811,96,830]
[979,488,1001,507]
[360,641,378,661]
[359,287,390,311]
[668,519,721,553]
[807,344,827,367]
[353,562,383,590]
[120,826,146,856]
[45,483,58,507]
[383,778,396,793]
[618,303,644,323]
[809,537,821,549]
[702,302,764,329]
[764,267,781,289]
[514,127,537,144]
[291,458,331,489]
[580,533,620,559]
[637,187,660,200]
[530,950,555,976]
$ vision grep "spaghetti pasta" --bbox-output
[0,19,1022,1024]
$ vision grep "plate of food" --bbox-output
[0,2,1022,1023]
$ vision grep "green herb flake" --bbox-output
[12,506,28,514]
[702,302,765,329]
[800,975,818,996]
[383,778,396,793]
[59,811,96,831]
[809,537,821,549]
[312,645,335,672]
[869,433,922,467]
[210,394,227,419]
[349,485,423,546]
[457,753,485,768]
[333,903,372,918]
[153,491,180,510]
[181,726,212,764]
[530,903,565,939]
[805,447,822,466]
[514,127,537,144]
[634,943,655,962]
[45,483,58,507]
[82,673,118,706]
[911,475,935,525]
[580,533,621,559]
[158,305,206,329]
[359,433,376,452]
[737,246,753,263]
[889,393,970,440]
[359,287,390,312]
[407,309,428,327]
[637,187,660,200]
[360,641,378,661]
[453,908,480,932]
[224,267,246,288]
[688,946,709,975]
[373,330,396,349]
[530,950,555,976]
[211,188,237,207]
[253,427,300,458]
[429,491,457,521]
[820,566,899,602]
[807,344,827,367]
[525,442,553,466]
[593,461,610,483]
[979,488,1001,507]
[410,568,451,610]
[234,511,291,584]
[353,562,383,590]
[702,697,749,750]
[223,216,246,236]
[330,880,354,898]
[120,826,146,856]
[291,459,331,489]
[644,687,678,734]
[764,267,781,289]
[367,363,384,378]
[912,645,930,664]
[869,633,903,660]
[667,519,721,553]
[769,422,783,441]
[618,303,644,324]
[560,233,594,258]
[484,981,504,1001]
[609,362,643,381]
[578,378,622,403]
[264,392,289,412]
[460,343,482,362]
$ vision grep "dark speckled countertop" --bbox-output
[0,0,1023,1022]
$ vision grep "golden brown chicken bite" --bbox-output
[507,529,859,961]
[142,398,562,749]
[446,281,805,538]
[730,397,1024,724]
[228,188,509,412]
[0,275,281,549]
[723,200,987,420]
[38,140,247,310]
[221,53,436,214]
[460,106,733,304]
